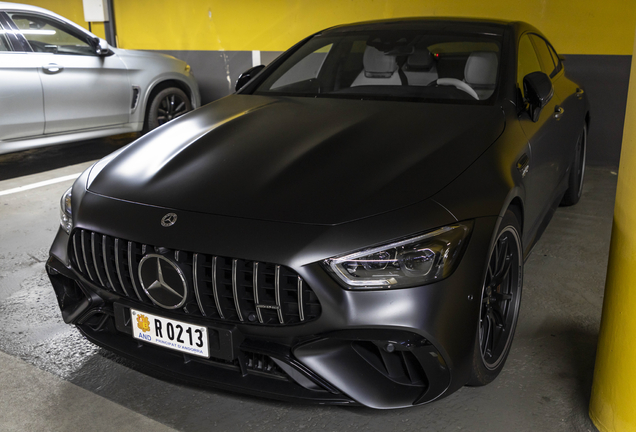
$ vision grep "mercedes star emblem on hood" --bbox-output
[138,254,188,309]
[161,213,178,227]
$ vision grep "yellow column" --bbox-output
[589,21,636,432]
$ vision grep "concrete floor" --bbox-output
[0,138,615,431]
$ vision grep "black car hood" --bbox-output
[88,95,504,225]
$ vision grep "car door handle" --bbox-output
[576,88,585,99]
[554,105,565,120]
[43,63,64,74]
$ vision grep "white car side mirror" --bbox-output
[94,38,112,56]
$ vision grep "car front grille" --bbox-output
[69,229,321,326]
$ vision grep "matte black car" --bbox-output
[47,18,589,409]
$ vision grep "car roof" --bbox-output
[0,2,56,14]
[320,17,514,36]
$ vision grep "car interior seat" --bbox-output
[464,51,498,100]
[403,48,438,86]
[351,46,402,86]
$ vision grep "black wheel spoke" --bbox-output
[174,101,186,113]
[500,238,509,269]
[489,305,505,327]
[493,291,513,302]
[491,322,504,350]
[486,312,496,355]
[489,244,513,288]
[481,312,492,357]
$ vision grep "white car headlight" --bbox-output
[324,223,472,289]
[60,186,73,234]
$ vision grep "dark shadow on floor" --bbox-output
[0,133,139,181]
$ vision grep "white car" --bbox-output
[0,2,200,154]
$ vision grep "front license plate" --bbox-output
[131,309,209,358]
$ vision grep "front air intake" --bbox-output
[131,87,140,110]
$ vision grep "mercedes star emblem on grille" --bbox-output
[138,254,188,309]
[161,213,178,227]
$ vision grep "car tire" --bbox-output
[560,124,587,206]
[145,87,192,131]
[468,209,523,386]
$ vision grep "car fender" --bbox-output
[432,109,530,247]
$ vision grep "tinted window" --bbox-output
[0,19,11,51]
[529,34,556,77]
[517,35,542,98]
[0,32,10,51]
[8,12,94,55]
[254,30,502,103]
[270,44,333,89]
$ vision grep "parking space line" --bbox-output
[0,173,81,197]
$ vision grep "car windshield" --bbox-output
[254,30,502,103]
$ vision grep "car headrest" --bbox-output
[363,46,398,78]
[407,49,434,71]
[464,51,498,86]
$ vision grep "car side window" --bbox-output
[529,34,557,78]
[517,34,542,98]
[0,17,12,51]
[0,32,10,51]
[7,12,94,56]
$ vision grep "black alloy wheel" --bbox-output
[469,209,523,385]
[146,87,192,131]
[561,124,587,206]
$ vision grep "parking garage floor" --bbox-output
[0,137,613,432]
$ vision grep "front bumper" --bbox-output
[47,191,497,408]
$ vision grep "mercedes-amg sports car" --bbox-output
[47,18,589,409]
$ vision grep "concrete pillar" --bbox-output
[589,21,636,432]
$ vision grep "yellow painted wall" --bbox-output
[115,0,636,54]
[15,0,636,54]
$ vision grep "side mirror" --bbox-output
[523,71,553,122]
[93,37,111,56]
[235,65,265,92]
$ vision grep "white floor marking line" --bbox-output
[0,173,81,197]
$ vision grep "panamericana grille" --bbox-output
[69,230,321,326]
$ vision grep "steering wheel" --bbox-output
[435,78,479,100]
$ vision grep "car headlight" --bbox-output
[324,223,472,289]
[60,186,73,234]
